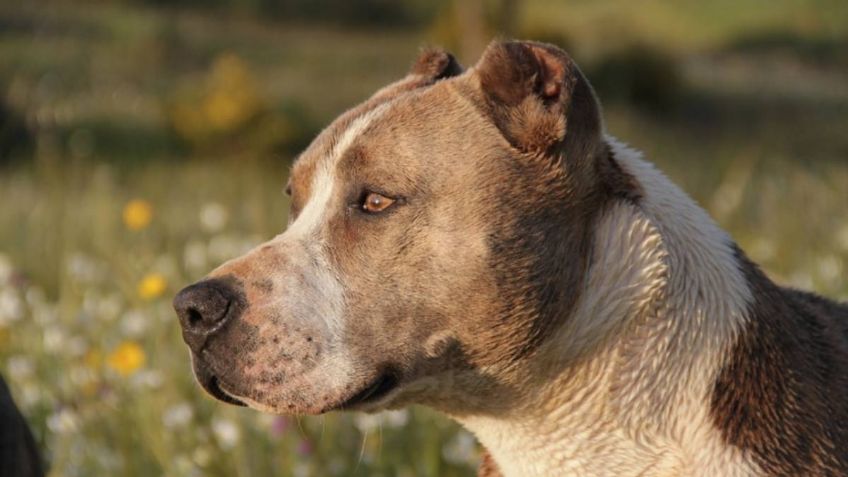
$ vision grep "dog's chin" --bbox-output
[323,369,401,413]
[191,358,247,407]
[191,355,403,414]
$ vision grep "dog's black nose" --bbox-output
[174,279,242,350]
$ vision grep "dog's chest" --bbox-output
[468,412,760,477]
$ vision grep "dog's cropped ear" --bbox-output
[370,48,463,102]
[410,48,464,81]
[473,40,603,160]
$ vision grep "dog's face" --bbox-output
[175,41,632,415]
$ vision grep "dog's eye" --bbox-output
[361,192,395,214]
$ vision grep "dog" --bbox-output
[174,40,848,476]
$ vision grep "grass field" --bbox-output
[1,1,847,476]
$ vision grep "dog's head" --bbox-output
[174,41,636,415]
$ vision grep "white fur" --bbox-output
[285,103,389,239]
[458,137,760,476]
[284,105,390,374]
[215,104,392,407]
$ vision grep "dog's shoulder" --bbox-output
[711,248,848,475]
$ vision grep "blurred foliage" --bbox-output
[137,0,445,27]
[166,52,315,156]
[587,45,684,114]
[1,0,847,476]
[727,29,848,71]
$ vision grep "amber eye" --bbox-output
[361,192,395,213]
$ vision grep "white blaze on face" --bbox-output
[276,103,391,343]
[285,103,391,240]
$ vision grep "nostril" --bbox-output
[174,278,243,340]
[187,307,203,328]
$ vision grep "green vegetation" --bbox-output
[1,1,846,475]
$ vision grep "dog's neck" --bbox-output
[455,139,761,476]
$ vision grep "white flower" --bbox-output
[292,463,311,477]
[25,286,46,307]
[47,408,80,434]
[816,254,843,283]
[121,309,149,338]
[789,271,814,290]
[97,294,123,322]
[66,253,101,283]
[6,356,35,380]
[208,235,241,263]
[355,410,410,431]
[442,430,477,465]
[382,409,409,428]
[200,202,228,233]
[131,369,164,390]
[20,383,43,409]
[0,288,24,326]
[43,327,67,353]
[211,418,241,449]
[353,413,382,433]
[184,241,207,271]
[163,402,194,429]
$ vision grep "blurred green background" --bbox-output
[0,0,847,476]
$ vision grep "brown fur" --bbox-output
[711,248,848,476]
[174,39,848,476]
[177,40,639,421]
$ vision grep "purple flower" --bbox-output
[296,439,312,456]
[270,416,289,438]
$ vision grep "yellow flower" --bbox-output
[107,341,146,376]
[138,273,167,300]
[123,199,153,231]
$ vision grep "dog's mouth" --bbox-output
[193,358,246,407]
[192,354,401,413]
[328,370,400,411]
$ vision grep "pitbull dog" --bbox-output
[174,40,848,476]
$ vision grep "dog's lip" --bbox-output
[193,358,247,407]
[327,370,400,412]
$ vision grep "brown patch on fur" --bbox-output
[711,247,848,475]
[599,144,643,202]
[477,449,503,477]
